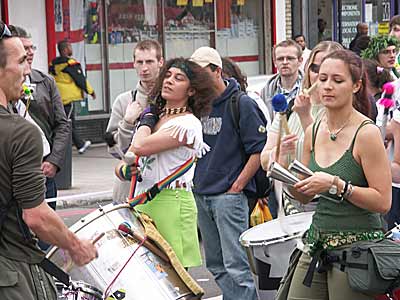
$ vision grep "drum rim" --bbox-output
[47,203,134,258]
[72,280,103,296]
[239,211,314,247]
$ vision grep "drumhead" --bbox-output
[240,211,314,247]
[48,203,195,300]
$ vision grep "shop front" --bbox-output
[292,0,397,49]
[52,0,271,141]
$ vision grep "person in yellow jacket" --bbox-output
[49,40,96,154]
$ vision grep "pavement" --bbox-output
[54,143,116,208]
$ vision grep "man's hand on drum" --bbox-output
[68,239,98,267]
[294,172,335,197]
[115,160,140,181]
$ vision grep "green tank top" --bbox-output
[309,119,382,232]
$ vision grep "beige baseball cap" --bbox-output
[190,46,222,68]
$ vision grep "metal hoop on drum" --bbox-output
[56,280,102,300]
[239,212,314,300]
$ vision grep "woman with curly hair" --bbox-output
[117,57,218,267]
[361,35,400,79]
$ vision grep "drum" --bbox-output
[240,212,314,300]
[48,204,196,300]
[56,281,102,300]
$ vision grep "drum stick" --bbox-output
[303,81,318,96]
[91,232,105,244]
[118,223,170,263]
[275,118,283,161]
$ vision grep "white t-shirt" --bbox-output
[15,100,50,157]
[133,114,210,194]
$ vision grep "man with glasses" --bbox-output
[261,39,303,122]
[362,35,400,79]
[9,26,69,214]
[0,21,97,299]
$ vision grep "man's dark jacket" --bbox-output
[28,69,70,170]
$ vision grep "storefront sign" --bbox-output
[177,0,188,6]
[192,0,204,7]
[340,0,362,48]
[378,22,390,34]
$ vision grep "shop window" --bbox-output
[54,0,107,115]
[339,0,362,48]
[216,0,262,76]
[105,0,162,107]
[365,0,391,36]
[318,0,333,43]
[164,0,214,59]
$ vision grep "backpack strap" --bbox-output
[229,91,247,161]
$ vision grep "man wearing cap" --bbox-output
[191,46,266,300]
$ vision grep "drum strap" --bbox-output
[39,258,70,286]
[127,156,195,207]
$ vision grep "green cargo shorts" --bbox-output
[0,255,57,300]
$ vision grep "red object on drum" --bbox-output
[118,223,170,263]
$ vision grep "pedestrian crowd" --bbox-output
[2,13,400,300]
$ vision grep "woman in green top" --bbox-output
[261,41,343,213]
[282,50,392,299]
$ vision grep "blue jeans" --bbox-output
[194,192,257,300]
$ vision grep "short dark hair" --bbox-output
[273,39,302,59]
[0,22,13,68]
[150,57,218,118]
[8,25,31,38]
[57,40,70,55]
[293,34,305,40]
[390,15,400,31]
[134,39,163,61]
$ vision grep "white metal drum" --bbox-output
[240,212,314,300]
[48,204,196,300]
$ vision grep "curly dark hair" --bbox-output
[222,57,248,91]
[149,57,217,119]
[322,50,371,118]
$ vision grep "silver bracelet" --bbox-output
[344,183,354,199]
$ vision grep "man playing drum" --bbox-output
[0,21,97,300]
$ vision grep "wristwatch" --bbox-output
[329,176,339,195]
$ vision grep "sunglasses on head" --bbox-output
[0,23,12,40]
[309,63,320,73]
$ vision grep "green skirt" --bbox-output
[136,188,202,268]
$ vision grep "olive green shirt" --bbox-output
[0,105,45,263]
[309,119,382,232]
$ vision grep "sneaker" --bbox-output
[78,140,91,154]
